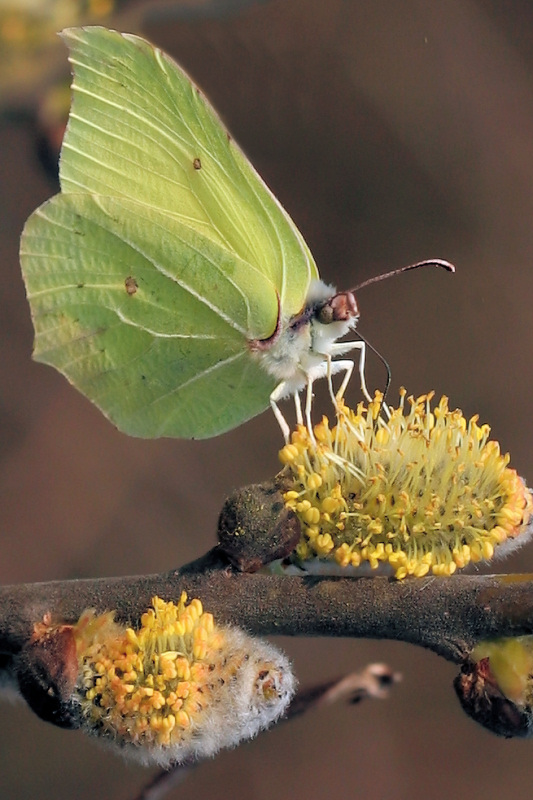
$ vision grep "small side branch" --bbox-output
[133,662,401,800]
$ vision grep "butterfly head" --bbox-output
[314,287,359,326]
[289,279,360,343]
[250,279,358,386]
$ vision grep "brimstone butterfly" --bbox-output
[20,27,452,440]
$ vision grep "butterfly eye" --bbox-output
[316,291,359,324]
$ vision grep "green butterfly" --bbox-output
[20,27,450,440]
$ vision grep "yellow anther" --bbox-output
[307,472,323,490]
[304,506,321,525]
[335,543,352,567]
[321,496,340,515]
[413,562,430,578]
[176,709,190,728]
[279,444,300,464]
[482,541,494,560]
[284,490,300,501]
[315,533,334,555]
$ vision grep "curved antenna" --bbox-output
[351,259,455,293]
[357,330,392,408]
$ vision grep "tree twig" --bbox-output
[132,662,401,800]
[1,552,533,666]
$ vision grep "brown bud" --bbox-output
[16,618,81,729]
[218,480,301,572]
[454,657,533,738]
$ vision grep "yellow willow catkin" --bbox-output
[72,594,295,766]
[279,391,533,579]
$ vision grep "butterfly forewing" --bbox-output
[60,27,318,317]
[21,26,324,438]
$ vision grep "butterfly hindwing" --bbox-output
[21,192,277,438]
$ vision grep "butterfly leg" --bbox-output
[324,353,355,407]
[329,343,391,419]
[294,391,303,426]
[304,376,317,444]
[326,354,336,407]
[328,340,371,403]
[270,382,292,443]
[334,359,355,403]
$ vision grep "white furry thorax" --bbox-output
[255,279,359,397]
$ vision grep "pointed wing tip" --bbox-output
[59,26,85,44]
[59,26,120,47]
[59,26,151,65]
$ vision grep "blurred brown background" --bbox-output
[2,0,533,798]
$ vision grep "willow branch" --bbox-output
[1,554,533,665]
